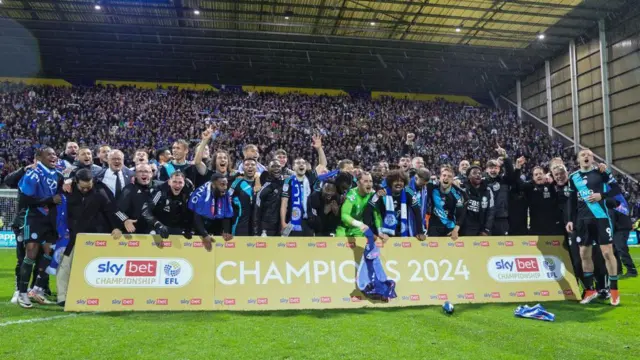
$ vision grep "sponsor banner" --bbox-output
[0,231,17,248]
[67,234,580,312]
[66,235,214,312]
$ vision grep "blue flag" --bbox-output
[188,182,233,220]
[357,229,397,300]
[18,162,60,215]
[47,195,69,275]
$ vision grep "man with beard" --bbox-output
[566,149,622,305]
[56,169,123,306]
[96,150,135,201]
[94,144,111,168]
[69,147,103,179]
[552,162,608,298]
[514,160,562,235]
[230,158,258,236]
[16,147,64,308]
[336,172,381,237]
[141,171,194,238]
[455,160,471,189]
[370,170,424,239]
[190,173,234,251]
[59,141,78,167]
[409,168,431,233]
[237,144,267,175]
[159,139,191,181]
[426,165,466,240]
[155,147,172,168]
[280,158,317,236]
[460,166,494,236]
[254,161,283,236]
[308,180,341,236]
[484,146,515,236]
[116,163,157,235]
[398,156,411,175]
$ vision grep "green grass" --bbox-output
[1,248,639,359]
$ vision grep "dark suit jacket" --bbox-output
[95,167,136,201]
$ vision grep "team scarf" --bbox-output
[46,195,69,276]
[381,187,412,237]
[188,182,234,220]
[18,162,60,215]
[357,229,397,300]
[289,176,310,231]
[409,177,429,230]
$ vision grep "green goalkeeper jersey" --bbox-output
[336,188,380,237]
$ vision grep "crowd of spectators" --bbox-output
[0,82,638,212]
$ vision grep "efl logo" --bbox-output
[128,241,140,247]
[257,298,268,305]
[193,241,204,248]
[320,296,331,303]
[225,242,236,248]
[87,299,99,306]
[316,242,327,248]
[289,297,301,304]
[95,241,107,247]
[125,261,158,276]
[256,242,267,248]
[464,293,475,300]
[455,241,464,248]
[286,242,297,248]
[156,299,168,305]
[410,295,420,301]
[122,299,134,306]
[402,242,411,248]
[223,299,236,305]
[437,294,448,301]
[429,242,439,248]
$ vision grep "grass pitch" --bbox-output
[0,248,639,359]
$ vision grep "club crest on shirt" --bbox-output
[492,183,500,191]
[291,208,302,221]
[384,214,396,226]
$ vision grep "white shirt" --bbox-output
[102,168,126,197]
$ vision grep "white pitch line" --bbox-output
[0,312,95,327]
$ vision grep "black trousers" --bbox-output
[613,230,637,275]
[491,218,509,236]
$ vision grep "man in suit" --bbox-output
[95,150,135,201]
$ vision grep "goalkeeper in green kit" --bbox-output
[336,172,383,237]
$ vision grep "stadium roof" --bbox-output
[0,0,634,97]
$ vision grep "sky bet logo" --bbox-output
[279,297,301,304]
[98,260,157,276]
[85,240,107,247]
[521,240,537,246]
[76,298,99,305]
[473,241,490,247]
[246,242,267,248]
[393,242,411,248]
[277,242,298,248]
[248,298,268,305]
[308,242,327,248]
[112,299,134,306]
[336,242,355,248]
[118,240,140,247]
[495,258,539,272]
[311,297,331,303]
[146,299,168,305]
[483,292,501,299]
[421,241,438,248]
